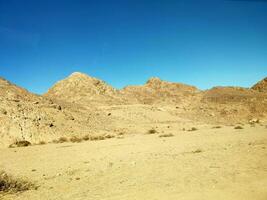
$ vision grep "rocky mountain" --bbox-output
[45,72,123,105]
[251,77,267,92]
[121,77,200,105]
[0,72,266,147]
[0,76,114,147]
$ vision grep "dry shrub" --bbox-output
[159,133,174,138]
[9,140,31,148]
[82,135,90,141]
[70,136,82,143]
[147,129,157,134]
[104,134,115,139]
[117,132,125,136]
[212,126,222,129]
[52,137,68,144]
[0,170,36,193]
[234,125,243,129]
[58,137,68,143]
[38,141,46,145]
[192,149,203,153]
[188,127,198,132]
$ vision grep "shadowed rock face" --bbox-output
[251,77,267,92]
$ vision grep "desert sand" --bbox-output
[0,72,267,199]
[1,124,267,200]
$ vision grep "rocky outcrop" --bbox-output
[251,77,267,92]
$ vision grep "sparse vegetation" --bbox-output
[234,125,243,129]
[187,127,198,131]
[0,170,36,193]
[104,134,115,139]
[117,132,125,136]
[192,149,203,153]
[70,136,83,143]
[159,133,174,137]
[82,135,90,141]
[147,129,157,134]
[212,126,222,129]
[58,137,68,143]
[38,141,46,145]
[49,133,117,145]
[9,140,31,148]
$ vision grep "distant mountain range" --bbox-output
[0,72,266,147]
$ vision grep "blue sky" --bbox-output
[0,0,266,94]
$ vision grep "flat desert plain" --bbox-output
[1,124,267,200]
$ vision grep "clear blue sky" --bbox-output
[0,0,266,94]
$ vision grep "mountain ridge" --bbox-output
[0,72,266,147]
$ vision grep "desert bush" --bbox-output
[187,127,198,131]
[192,149,203,153]
[58,137,68,143]
[104,134,115,139]
[0,170,35,193]
[38,141,46,145]
[70,136,82,143]
[51,137,68,144]
[117,132,125,136]
[159,133,174,138]
[234,125,243,129]
[9,140,31,148]
[91,135,105,141]
[212,126,222,129]
[147,129,157,134]
[82,135,90,141]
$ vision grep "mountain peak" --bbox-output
[69,72,88,78]
[146,77,162,85]
[251,77,267,92]
[45,72,118,103]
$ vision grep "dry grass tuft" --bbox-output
[159,133,174,138]
[52,137,69,144]
[187,127,198,132]
[212,126,222,129]
[0,170,36,193]
[58,137,68,143]
[38,141,46,145]
[147,129,157,134]
[234,125,243,129]
[117,132,125,136]
[70,136,83,143]
[104,134,115,139]
[192,149,203,153]
[82,135,90,141]
[9,140,31,148]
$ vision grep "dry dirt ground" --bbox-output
[1,124,267,200]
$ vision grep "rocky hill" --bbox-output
[45,72,123,105]
[0,72,266,147]
[195,86,267,123]
[121,77,200,105]
[251,77,267,92]
[0,76,114,147]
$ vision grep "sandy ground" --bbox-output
[0,124,267,200]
